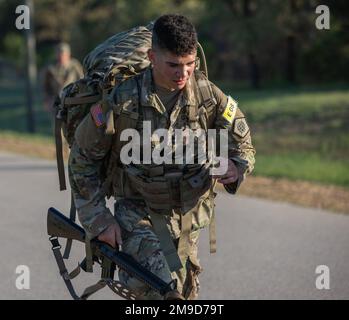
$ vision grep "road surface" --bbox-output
[0,152,348,300]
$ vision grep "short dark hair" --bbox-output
[152,14,198,56]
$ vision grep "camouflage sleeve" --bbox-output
[69,109,115,239]
[210,83,256,194]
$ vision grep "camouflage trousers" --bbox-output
[117,216,202,300]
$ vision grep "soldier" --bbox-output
[69,14,255,300]
[42,42,83,112]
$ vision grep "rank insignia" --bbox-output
[233,117,249,138]
[222,96,237,124]
[91,103,105,127]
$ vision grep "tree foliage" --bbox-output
[0,0,348,87]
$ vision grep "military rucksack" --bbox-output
[54,23,154,191]
[54,21,211,193]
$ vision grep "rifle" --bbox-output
[47,207,183,300]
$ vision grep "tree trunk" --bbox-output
[286,35,296,84]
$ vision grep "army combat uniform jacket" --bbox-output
[68,67,255,298]
[69,67,254,237]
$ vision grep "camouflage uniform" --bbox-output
[69,67,255,299]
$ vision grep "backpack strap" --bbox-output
[54,113,77,259]
[177,209,193,265]
[54,115,66,191]
[192,71,218,255]
[195,70,217,111]
[187,71,217,130]
[102,78,140,197]
[64,93,101,105]
[62,192,76,259]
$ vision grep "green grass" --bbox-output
[225,86,349,188]
[1,79,349,188]
[0,129,54,143]
[254,153,349,188]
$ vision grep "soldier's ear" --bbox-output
[148,49,156,65]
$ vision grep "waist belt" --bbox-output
[125,165,212,213]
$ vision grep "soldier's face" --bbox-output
[148,49,197,90]
[57,51,71,66]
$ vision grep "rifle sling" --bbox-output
[49,237,81,300]
[50,236,136,300]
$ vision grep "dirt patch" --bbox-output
[1,133,348,214]
[0,134,69,161]
[218,176,349,214]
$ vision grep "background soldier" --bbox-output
[42,42,83,112]
[69,14,255,300]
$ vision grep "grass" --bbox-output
[1,79,349,188]
[225,85,349,188]
[254,153,349,188]
[0,129,53,143]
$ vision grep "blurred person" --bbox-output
[42,42,83,112]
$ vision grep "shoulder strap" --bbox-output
[192,71,218,254]
[54,116,66,191]
[102,76,141,197]
[187,71,217,124]
[195,70,217,109]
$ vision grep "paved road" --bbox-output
[0,152,348,300]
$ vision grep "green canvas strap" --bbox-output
[102,107,139,197]
[63,192,76,259]
[209,209,217,254]
[54,117,66,191]
[197,42,208,78]
[49,236,81,300]
[49,236,137,300]
[187,103,199,130]
[64,94,101,105]
[209,179,217,254]
[195,71,216,110]
[148,210,183,272]
[84,237,94,273]
[54,113,76,259]
[177,210,193,264]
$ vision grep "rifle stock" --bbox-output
[47,207,85,242]
[47,207,183,299]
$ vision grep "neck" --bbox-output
[152,69,177,92]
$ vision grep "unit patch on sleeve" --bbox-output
[222,96,237,124]
[233,117,249,138]
[90,103,105,127]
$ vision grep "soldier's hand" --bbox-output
[97,222,123,249]
[213,159,239,185]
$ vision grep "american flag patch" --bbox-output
[90,103,105,127]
